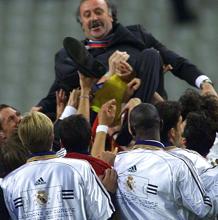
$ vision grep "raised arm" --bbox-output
[77,72,97,121]
[91,99,117,157]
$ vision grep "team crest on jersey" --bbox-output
[36,190,48,205]
[126,175,135,191]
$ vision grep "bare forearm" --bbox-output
[77,89,90,121]
[91,130,107,157]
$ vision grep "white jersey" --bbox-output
[114,146,212,220]
[207,132,218,164]
[165,147,212,175]
[201,166,218,218]
[1,157,114,220]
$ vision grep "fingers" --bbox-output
[112,147,118,154]
[121,98,141,115]
[162,64,173,73]
[116,61,133,77]
[100,150,117,166]
[119,60,132,72]
[200,83,218,97]
[31,106,43,112]
[78,71,97,90]
[102,99,117,112]
[56,89,66,104]
[151,92,164,105]
[109,50,129,63]
[127,78,141,90]
[67,89,81,107]
[106,100,117,116]
[101,168,118,193]
[103,169,118,183]
[98,99,117,126]
[109,50,130,75]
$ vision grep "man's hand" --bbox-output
[200,82,218,97]
[79,72,97,93]
[108,50,135,81]
[122,78,141,103]
[56,89,67,119]
[67,89,81,109]
[98,147,118,166]
[108,50,129,75]
[151,92,164,105]
[121,97,141,117]
[98,99,117,126]
[116,60,134,82]
[99,169,118,193]
[30,106,43,112]
[162,64,173,73]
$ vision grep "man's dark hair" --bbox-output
[201,94,218,131]
[183,111,216,157]
[76,0,118,25]
[129,103,160,138]
[0,131,29,178]
[59,114,91,153]
[178,89,202,120]
[155,101,182,144]
[0,104,18,130]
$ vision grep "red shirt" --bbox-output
[65,152,111,176]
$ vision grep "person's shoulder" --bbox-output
[1,163,28,186]
[53,157,90,169]
[155,149,188,167]
[126,24,147,32]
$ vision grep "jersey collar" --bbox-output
[133,139,165,150]
[27,151,58,163]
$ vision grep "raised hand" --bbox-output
[99,168,118,193]
[56,89,67,119]
[67,89,81,109]
[98,99,117,126]
[122,78,141,103]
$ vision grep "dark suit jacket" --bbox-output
[38,23,204,116]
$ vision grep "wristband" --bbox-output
[80,95,90,99]
[96,125,109,133]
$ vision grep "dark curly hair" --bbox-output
[183,111,216,157]
[59,114,91,153]
[155,101,182,144]
[178,89,202,120]
[201,94,218,131]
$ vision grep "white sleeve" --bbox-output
[81,162,115,220]
[201,168,218,216]
[195,75,210,88]
[1,178,18,220]
[173,156,213,218]
[59,106,77,120]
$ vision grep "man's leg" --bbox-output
[134,48,161,102]
[116,48,162,146]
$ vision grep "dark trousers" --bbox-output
[116,48,162,146]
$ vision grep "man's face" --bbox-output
[0,107,21,140]
[171,115,186,147]
[79,0,113,40]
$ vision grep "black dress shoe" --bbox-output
[63,37,106,78]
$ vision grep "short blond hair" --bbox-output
[18,112,53,153]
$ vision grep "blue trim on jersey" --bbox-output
[30,151,56,157]
[135,140,165,148]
